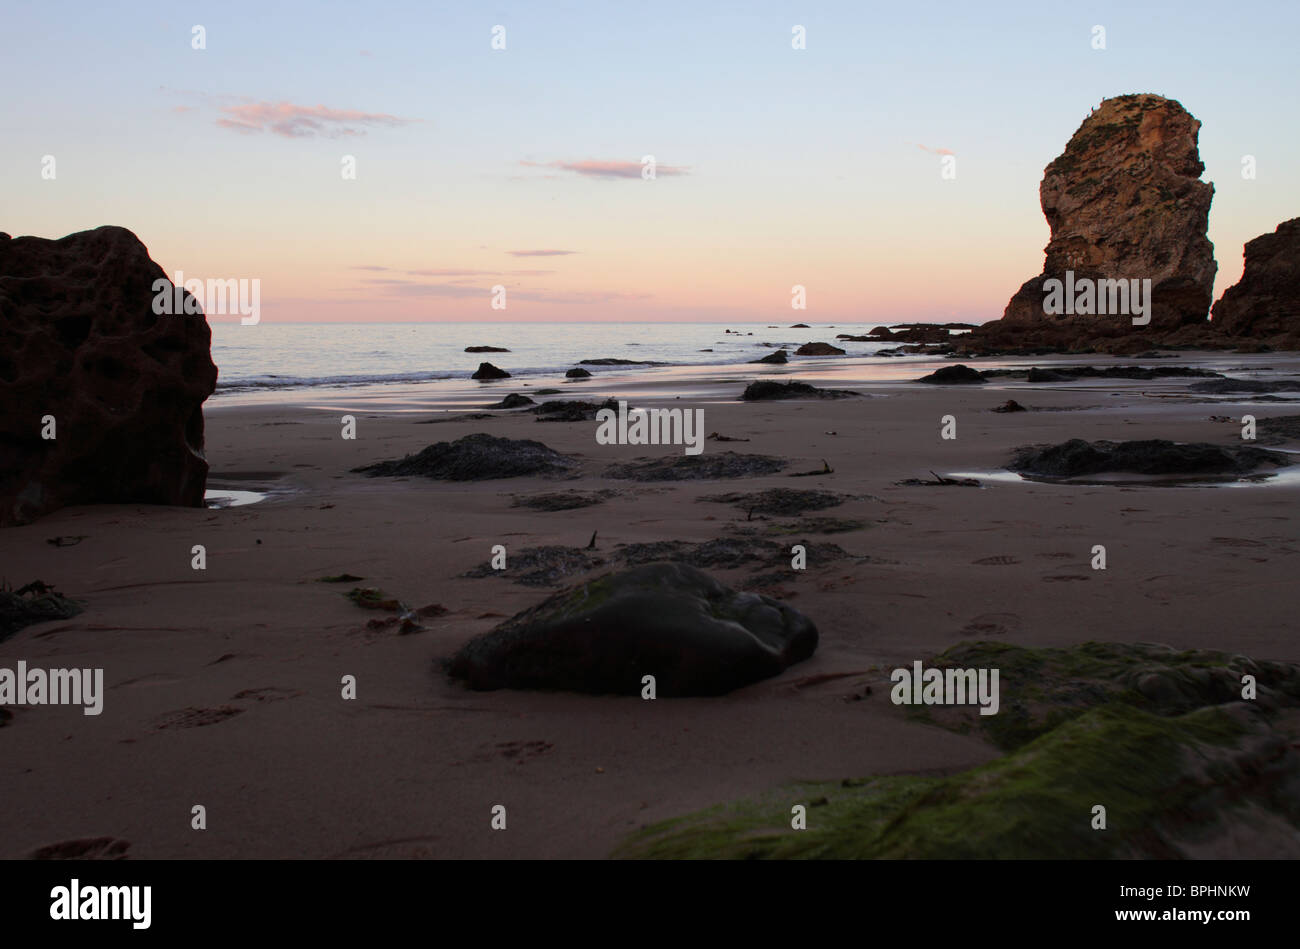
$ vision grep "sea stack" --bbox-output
[0,226,218,526]
[975,94,1217,352]
[1210,218,1300,349]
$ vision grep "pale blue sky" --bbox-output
[3,0,1296,322]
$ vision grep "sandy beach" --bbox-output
[3,351,1297,859]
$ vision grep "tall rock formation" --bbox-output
[975,94,1217,352]
[1210,218,1300,348]
[0,226,218,526]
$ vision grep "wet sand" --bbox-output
[2,351,1298,858]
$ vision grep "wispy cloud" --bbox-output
[215,100,415,138]
[915,143,955,155]
[507,249,578,257]
[519,159,690,179]
[353,266,555,277]
[351,276,647,304]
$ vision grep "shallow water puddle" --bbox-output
[204,473,295,508]
[204,489,268,508]
[946,469,1300,489]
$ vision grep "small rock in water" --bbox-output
[471,362,511,380]
[794,342,846,356]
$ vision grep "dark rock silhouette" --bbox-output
[485,393,536,409]
[918,364,986,384]
[0,226,217,526]
[1211,218,1300,348]
[794,341,845,355]
[741,380,859,401]
[471,362,511,380]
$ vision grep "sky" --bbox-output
[3,0,1297,323]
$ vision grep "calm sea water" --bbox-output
[210,321,909,394]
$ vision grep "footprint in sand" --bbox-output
[26,837,130,860]
[1042,574,1090,582]
[1037,552,1074,560]
[153,706,244,730]
[328,835,442,859]
[972,555,1020,566]
[457,740,554,766]
[115,673,183,688]
[960,612,1023,636]
[232,687,303,704]
[496,740,553,761]
[1211,537,1267,548]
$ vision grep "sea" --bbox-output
[209,321,924,398]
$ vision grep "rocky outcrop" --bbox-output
[973,95,1217,352]
[1211,218,1300,347]
[446,562,818,696]
[0,226,218,526]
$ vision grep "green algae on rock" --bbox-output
[615,641,1300,859]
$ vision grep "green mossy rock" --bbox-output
[446,562,818,696]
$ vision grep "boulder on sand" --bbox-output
[751,350,788,364]
[353,433,574,480]
[1008,438,1290,478]
[741,380,859,401]
[0,226,218,526]
[917,364,986,384]
[485,393,536,409]
[445,562,818,696]
[565,367,592,378]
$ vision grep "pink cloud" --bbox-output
[215,101,415,138]
[519,159,690,179]
[915,143,955,155]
